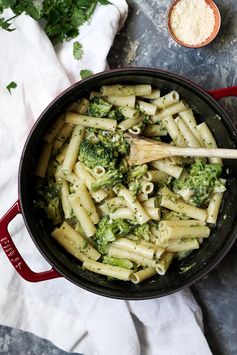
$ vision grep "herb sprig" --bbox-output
[6,81,17,94]
[0,1,110,44]
[73,41,84,60]
[80,69,93,79]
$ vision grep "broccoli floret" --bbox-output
[79,139,115,168]
[103,256,133,269]
[97,131,130,156]
[35,179,62,225]
[107,108,125,122]
[152,136,161,142]
[161,210,189,220]
[79,131,130,169]
[173,159,222,207]
[46,159,59,178]
[45,198,62,225]
[177,250,193,260]
[91,167,124,191]
[94,216,133,253]
[88,97,112,117]
[128,180,141,197]
[142,113,152,124]
[133,223,151,241]
[213,179,226,193]
[126,164,148,183]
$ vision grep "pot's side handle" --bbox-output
[0,201,61,282]
[208,86,237,100]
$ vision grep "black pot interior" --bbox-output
[19,68,237,299]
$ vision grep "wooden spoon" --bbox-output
[125,134,237,166]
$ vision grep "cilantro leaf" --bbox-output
[80,69,93,79]
[0,0,111,53]
[86,1,98,19]
[98,0,111,4]
[0,1,16,10]
[6,81,17,94]
[11,0,41,20]
[73,41,84,60]
[0,15,16,31]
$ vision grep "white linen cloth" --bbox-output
[0,2,212,354]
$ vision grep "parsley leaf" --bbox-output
[73,41,84,60]
[0,1,111,56]
[0,15,16,31]
[80,69,93,79]
[98,0,111,4]
[11,0,42,20]
[6,81,17,94]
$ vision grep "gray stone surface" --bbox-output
[0,326,76,355]
[1,0,237,354]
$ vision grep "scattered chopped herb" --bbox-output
[73,41,84,60]
[0,15,17,31]
[82,240,89,249]
[97,0,111,4]
[80,69,94,79]
[6,81,17,94]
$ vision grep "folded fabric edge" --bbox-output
[0,288,93,354]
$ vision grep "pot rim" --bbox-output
[18,67,237,299]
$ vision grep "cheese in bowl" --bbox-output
[168,0,221,48]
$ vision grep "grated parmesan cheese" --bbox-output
[170,0,215,46]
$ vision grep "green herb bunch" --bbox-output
[1,0,110,89]
[0,0,110,44]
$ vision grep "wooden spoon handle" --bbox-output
[126,133,237,165]
[163,146,237,159]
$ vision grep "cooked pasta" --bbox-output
[113,185,151,224]
[111,237,156,259]
[141,197,157,208]
[206,192,224,224]
[117,114,142,131]
[197,122,223,165]
[155,252,174,275]
[51,222,100,261]
[62,125,85,174]
[83,258,133,281]
[150,160,183,179]
[101,84,152,97]
[153,91,179,110]
[179,109,204,146]
[143,124,168,137]
[104,95,136,108]
[77,98,90,114]
[68,194,96,237]
[163,115,186,147]
[128,125,141,135]
[66,113,117,131]
[160,195,207,221]
[60,179,72,219]
[52,123,74,151]
[175,116,201,148]
[35,143,52,178]
[139,89,160,100]
[152,100,187,122]
[43,114,65,144]
[137,100,157,116]
[34,83,226,284]
[131,267,157,284]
